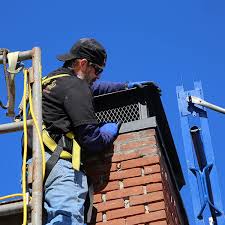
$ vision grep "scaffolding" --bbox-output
[0,48,43,225]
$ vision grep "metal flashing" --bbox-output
[119,116,157,134]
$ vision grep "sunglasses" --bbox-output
[88,62,103,75]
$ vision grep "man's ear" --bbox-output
[79,59,88,73]
[80,59,88,67]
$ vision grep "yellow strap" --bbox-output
[42,128,72,159]
[66,132,75,139]
[72,140,81,171]
[42,126,81,170]
[42,74,70,85]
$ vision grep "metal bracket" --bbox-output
[190,164,222,219]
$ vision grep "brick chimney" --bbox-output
[85,86,188,225]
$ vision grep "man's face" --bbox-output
[83,60,103,85]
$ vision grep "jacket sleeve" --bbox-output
[74,124,115,153]
[91,81,127,96]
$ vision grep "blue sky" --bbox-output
[0,1,225,224]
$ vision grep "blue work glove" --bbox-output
[127,81,161,93]
[99,122,121,139]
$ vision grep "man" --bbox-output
[29,38,156,225]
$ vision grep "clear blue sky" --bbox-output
[0,1,225,224]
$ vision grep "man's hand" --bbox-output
[127,81,161,93]
[99,122,121,139]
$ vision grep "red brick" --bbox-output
[148,201,165,212]
[107,186,143,200]
[144,164,161,174]
[112,148,158,163]
[126,210,166,224]
[112,152,141,163]
[123,175,156,188]
[120,138,156,151]
[136,146,159,156]
[96,212,103,222]
[96,199,124,212]
[97,219,126,225]
[146,183,163,193]
[130,191,164,206]
[110,163,120,172]
[101,181,120,192]
[94,194,102,203]
[107,205,145,220]
[149,173,162,183]
[115,132,139,143]
[123,173,161,187]
[150,221,167,225]
[109,168,141,181]
[121,155,160,169]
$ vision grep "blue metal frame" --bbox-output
[176,81,224,225]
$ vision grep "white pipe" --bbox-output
[187,96,225,114]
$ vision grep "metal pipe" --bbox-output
[190,126,207,170]
[0,120,33,134]
[0,50,33,64]
[0,200,31,216]
[187,96,225,114]
[31,47,43,225]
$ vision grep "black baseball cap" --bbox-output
[57,38,107,67]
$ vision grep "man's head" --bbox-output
[57,38,107,85]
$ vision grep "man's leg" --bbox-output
[44,153,88,225]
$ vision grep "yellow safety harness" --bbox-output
[42,74,81,172]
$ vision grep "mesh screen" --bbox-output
[95,103,140,123]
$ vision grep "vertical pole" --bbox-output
[31,47,43,225]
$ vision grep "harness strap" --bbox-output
[42,127,72,159]
[44,139,64,184]
[42,74,70,86]
[42,126,81,171]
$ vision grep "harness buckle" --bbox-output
[60,135,73,152]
